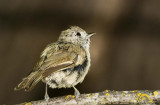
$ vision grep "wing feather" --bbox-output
[14,43,86,91]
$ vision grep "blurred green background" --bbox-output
[0,0,160,104]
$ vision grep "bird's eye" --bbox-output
[76,32,81,36]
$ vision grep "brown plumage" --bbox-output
[15,26,95,99]
[14,42,86,91]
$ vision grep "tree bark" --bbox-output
[16,90,160,105]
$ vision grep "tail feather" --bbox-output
[25,75,43,91]
[14,70,44,91]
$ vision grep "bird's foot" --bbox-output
[74,90,80,99]
[45,92,50,102]
[45,83,50,101]
[73,86,80,98]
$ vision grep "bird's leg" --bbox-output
[73,86,80,98]
[44,83,50,101]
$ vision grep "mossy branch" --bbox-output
[16,90,160,105]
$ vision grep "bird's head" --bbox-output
[58,26,95,49]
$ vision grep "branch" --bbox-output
[16,90,160,105]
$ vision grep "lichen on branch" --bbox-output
[17,90,160,105]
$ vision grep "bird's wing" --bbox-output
[15,43,86,91]
[32,42,56,71]
[40,43,86,74]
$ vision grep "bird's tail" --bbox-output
[14,70,44,91]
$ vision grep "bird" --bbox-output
[14,26,95,101]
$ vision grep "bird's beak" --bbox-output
[87,32,96,38]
